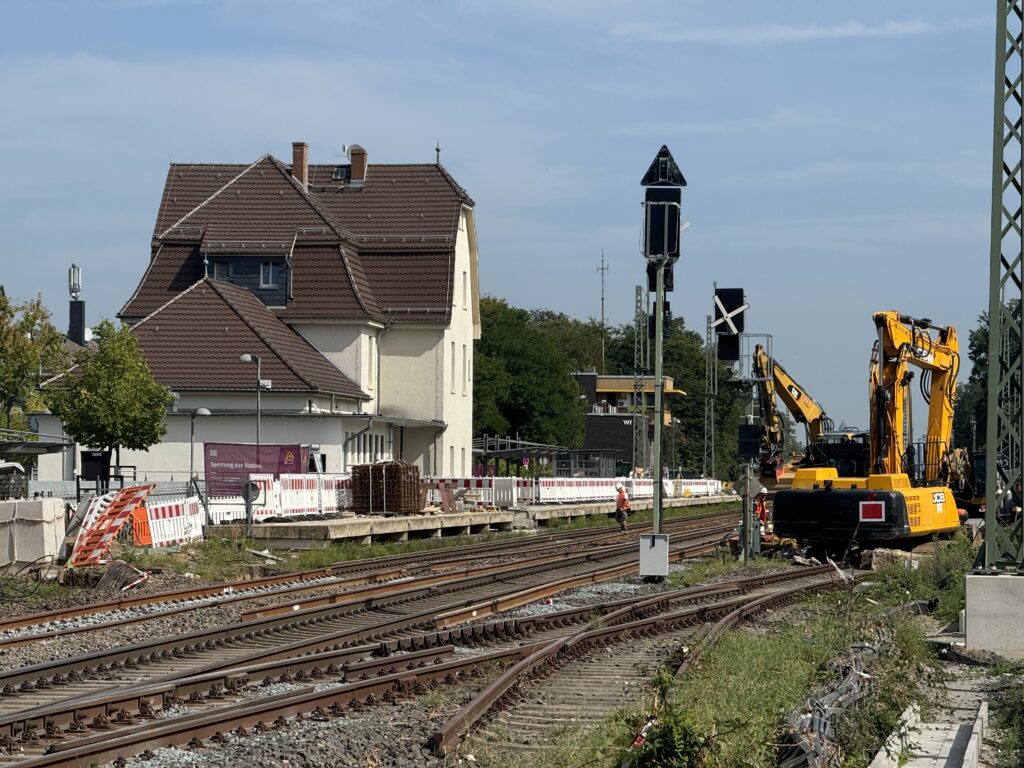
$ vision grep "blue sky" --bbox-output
[0,1,997,429]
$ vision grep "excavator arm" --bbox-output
[771,357,834,444]
[754,344,834,478]
[869,311,960,483]
[753,344,785,477]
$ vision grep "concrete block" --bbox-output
[965,574,1024,658]
[0,499,66,573]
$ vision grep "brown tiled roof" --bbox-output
[122,153,471,324]
[131,279,366,399]
[120,244,205,319]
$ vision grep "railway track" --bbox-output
[0,510,737,652]
[0,562,840,767]
[0,518,736,723]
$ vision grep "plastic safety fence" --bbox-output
[352,462,421,515]
[422,477,536,508]
[536,477,656,504]
[206,473,353,523]
[69,484,156,567]
[144,496,204,548]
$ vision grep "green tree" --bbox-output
[46,319,173,473]
[952,302,1019,452]
[474,298,584,447]
[0,292,68,429]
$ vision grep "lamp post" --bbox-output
[239,354,262,460]
[189,408,211,485]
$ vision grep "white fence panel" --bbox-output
[146,496,204,547]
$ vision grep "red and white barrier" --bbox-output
[319,474,352,514]
[145,496,204,547]
[202,473,724,525]
[279,474,319,516]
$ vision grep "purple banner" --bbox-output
[203,443,308,497]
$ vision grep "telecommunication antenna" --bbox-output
[68,264,81,301]
[597,250,609,374]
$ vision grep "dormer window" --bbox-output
[261,261,282,288]
[213,261,231,280]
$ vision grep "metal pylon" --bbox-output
[703,314,716,477]
[633,285,649,473]
[984,0,1024,569]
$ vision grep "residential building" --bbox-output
[37,142,480,483]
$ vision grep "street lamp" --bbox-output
[189,408,211,486]
[239,354,262,455]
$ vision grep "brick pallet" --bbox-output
[351,462,421,515]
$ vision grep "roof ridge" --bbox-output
[206,279,319,391]
[131,277,206,330]
[264,155,357,243]
[157,155,269,239]
[435,162,474,205]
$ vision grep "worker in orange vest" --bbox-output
[615,482,631,531]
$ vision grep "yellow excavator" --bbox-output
[772,312,965,550]
[753,344,835,483]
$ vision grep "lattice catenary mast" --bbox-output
[984,0,1024,568]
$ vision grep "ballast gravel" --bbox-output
[115,689,484,768]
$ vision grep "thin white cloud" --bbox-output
[610,17,988,47]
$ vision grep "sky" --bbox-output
[0,0,998,430]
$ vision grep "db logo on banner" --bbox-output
[859,500,885,522]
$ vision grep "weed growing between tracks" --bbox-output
[668,550,784,588]
[503,538,975,768]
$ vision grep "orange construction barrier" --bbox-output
[130,506,152,546]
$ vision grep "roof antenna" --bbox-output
[435,139,441,164]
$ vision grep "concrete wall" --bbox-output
[0,498,65,572]
[965,573,1024,658]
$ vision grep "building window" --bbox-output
[462,344,467,396]
[260,261,282,288]
[213,261,231,280]
[449,446,455,474]
[462,271,467,310]
[461,447,466,475]
[450,341,456,394]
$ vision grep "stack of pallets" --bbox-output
[351,462,421,515]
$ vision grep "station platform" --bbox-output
[524,494,733,523]
[211,494,735,548]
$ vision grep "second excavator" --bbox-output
[753,345,868,486]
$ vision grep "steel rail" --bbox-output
[0,510,738,636]
[0,524,737,704]
[3,569,827,767]
[429,570,844,755]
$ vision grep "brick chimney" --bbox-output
[348,144,367,186]
[292,141,308,188]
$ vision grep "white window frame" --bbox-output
[213,261,231,280]
[260,261,281,288]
